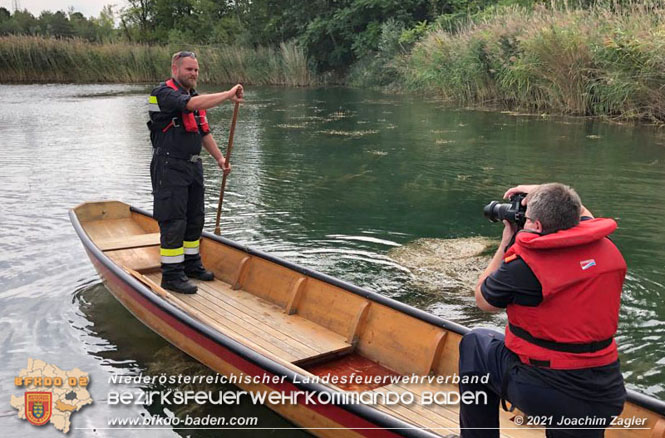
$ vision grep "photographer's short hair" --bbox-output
[526,183,581,234]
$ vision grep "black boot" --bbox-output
[162,276,198,294]
[184,255,215,281]
[161,264,197,294]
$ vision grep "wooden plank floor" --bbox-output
[145,273,353,364]
[371,382,542,438]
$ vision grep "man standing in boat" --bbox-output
[459,183,626,437]
[147,51,243,294]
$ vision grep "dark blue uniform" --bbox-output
[459,219,626,438]
[148,79,209,282]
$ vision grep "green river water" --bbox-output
[0,84,663,436]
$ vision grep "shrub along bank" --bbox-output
[2,2,665,122]
[392,2,665,122]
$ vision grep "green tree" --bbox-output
[0,7,10,22]
[38,10,74,38]
[296,0,435,72]
[8,9,39,35]
[93,5,117,42]
[121,0,156,42]
[69,11,98,41]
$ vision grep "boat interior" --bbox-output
[74,201,665,438]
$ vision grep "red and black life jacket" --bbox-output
[503,218,626,369]
[151,79,210,134]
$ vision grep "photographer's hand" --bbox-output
[504,184,539,204]
[474,220,516,313]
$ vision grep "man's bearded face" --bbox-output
[173,57,199,90]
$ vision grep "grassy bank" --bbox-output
[4,1,665,123]
[397,2,665,122]
[0,36,314,86]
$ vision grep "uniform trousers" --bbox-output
[458,329,621,438]
[150,152,205,280]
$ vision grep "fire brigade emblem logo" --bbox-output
[25,392,52,426]
[11,359,92,433]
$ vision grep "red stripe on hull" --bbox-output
[86,249,406,438]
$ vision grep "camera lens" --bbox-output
[483,193,527,227]
[483,201,501,222]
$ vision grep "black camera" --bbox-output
[483,193,527,228]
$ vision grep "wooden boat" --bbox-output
[71,200,665,438]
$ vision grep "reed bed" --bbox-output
[0,36,316,86]
[401,2,665,122]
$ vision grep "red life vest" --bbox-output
[503,218,626,369]
[162,79,210,134]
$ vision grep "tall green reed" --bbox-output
[0,36,317,86]
[401,1,665,122]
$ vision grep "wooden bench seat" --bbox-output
[145,273,354,364]
[97,233,161,251]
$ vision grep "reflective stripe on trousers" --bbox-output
[183,239,200,255]
[160,247,184,264]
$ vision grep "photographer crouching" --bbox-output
[459,183,626,438]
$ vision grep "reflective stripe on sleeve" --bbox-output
[160,247,184,264]
[183,239,200,255]
[148,95,160,112]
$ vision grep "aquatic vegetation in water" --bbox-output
[291,115,326,121]
[388,237,496,295]
[317,129,378,137]
[276,123,308,129]
[360,99,397,105]
[336,170,373,182]
[435,139,453,145]
[327,110,354,121]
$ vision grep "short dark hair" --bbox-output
[526,183,581,233]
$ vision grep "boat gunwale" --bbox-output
[69,205,442,438]
[70,203,665,422]
[130,206,665,419]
